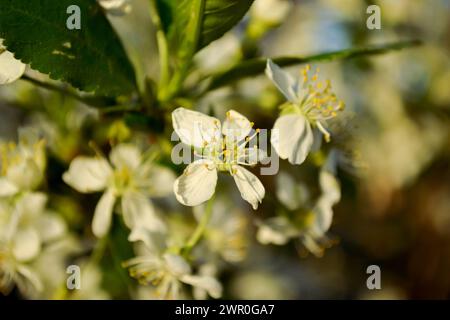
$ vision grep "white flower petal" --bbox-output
[319,170,341,204]
[301,235,324,257]
[136,164,176,197]
[15,192,48,219]
[0,177,19,197]
[6,159,43,191]
[163,253,191,276]
[181,274,223,299]
[265,59,298,103]
[311,196,334,235]
[121,191,166,233]
[110,144,141,170]
[276,172,309,211]
[122,255,162,269]
[12,228,41,262]
[172,108,221,148]
[238,147,266,166]
[128,228,166,253]
[16,264,43,293]
[232,166,265,210]
[0,49,26,85]
[222,110,253,142]
[63,157,112,193]
[256,217,297,245]
[174,160,218,207]
[92,190,116,237]
[271,114,313,165]
[37,213,66,243]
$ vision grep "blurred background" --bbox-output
[1,0,449,299]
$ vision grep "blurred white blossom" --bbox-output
[0,128,46,197]
[0,192,66,295]
[63,144,175,238]
[251,0,292,26]
[193,197,248,263]
[257,151,341,256]
[0,41,26,85]
[68,261,110,300]
[125,230,222,300]
[276,172,311,211]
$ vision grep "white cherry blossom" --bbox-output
[172,108,265,210]
[266,60,344,165]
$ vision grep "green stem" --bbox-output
[149,0,170,90]
[183,197,215,256]
[206,39,423,91]
[162,0,206,101]
[89,236,109,266]
[20,74,115,107]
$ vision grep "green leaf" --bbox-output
[206,40,423,91]
[0,0,137,97]
[159,0,254,55]
[157,0,254,98]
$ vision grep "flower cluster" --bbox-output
[0,130,66,295]
[0,50,345,298]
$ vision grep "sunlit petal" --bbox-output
[271,114,313,165]
[172,108,221,148]
[232,166,265,210]
[174,160,218,207]
[265,59,298,103]
[222,110,253,142]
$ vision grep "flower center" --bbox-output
[112,167,134,193]
[297,65,345,122]
[197,127,260,174]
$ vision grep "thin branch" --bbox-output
[20,74,116,108]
